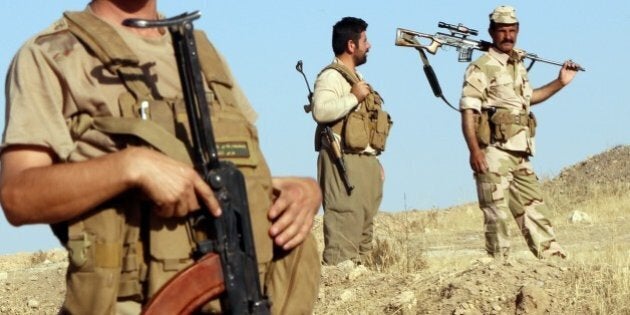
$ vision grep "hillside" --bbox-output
[0,145,628,314]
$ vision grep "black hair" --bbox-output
[332,17,368,56]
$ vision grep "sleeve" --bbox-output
[459,64,487,113]
[216,52,258,125]
[2,39,74,159]
[311,69,358,123]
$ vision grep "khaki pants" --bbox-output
[263,234,320,314]
[474,146,559,258]
[318,151,383,265]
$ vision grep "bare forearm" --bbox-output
[531,78,564,105]
[461,110,481,154]
[1,149,136,225]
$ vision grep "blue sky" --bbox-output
[0,1,628,254]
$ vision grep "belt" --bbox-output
[491,111,531,126]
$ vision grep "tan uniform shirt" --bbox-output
[459,47,535,154]
[2,9,256,159]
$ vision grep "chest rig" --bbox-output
[316,62,392,154]
[59,11,274,314]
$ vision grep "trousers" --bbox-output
[318,150,383,265]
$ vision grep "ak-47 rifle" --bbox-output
[295,60,354,195]
[124,12,270,314]
[395,21,585,111]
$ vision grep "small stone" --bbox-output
[339,289,354,302]
[27,299,40,308]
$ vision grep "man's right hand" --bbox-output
[123,147,221,218]
[469,149,488,174]
[461,109,489,174]
[351,81,370,103]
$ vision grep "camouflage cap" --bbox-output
[489,5,518,24]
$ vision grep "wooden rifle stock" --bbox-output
[321,126,354,195]
[142,254,225,314]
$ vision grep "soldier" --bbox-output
[459,5,581,259]
[0,0,320,313]
[312,17,393,265]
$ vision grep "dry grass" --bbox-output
[365,212,428,273]
[555,187,630,314]
[314,145,630,314]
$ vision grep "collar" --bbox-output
[488,47,510,66]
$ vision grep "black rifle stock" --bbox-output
[394,22,585,111]
[124,12,270,314]
[295,60,354,195]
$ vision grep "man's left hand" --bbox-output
[268,177,321,250]
[559,60,581,86]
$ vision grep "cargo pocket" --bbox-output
[147,216,195,297]
[475,172,503,208]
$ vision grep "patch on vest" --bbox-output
[217,141,251,158]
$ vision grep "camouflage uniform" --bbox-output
[460,44,565,259]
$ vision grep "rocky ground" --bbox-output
[0,145,628,314]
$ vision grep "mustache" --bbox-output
[500,39,514,44]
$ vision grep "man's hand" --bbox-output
[267,177,321,250]
[469,149,488,174]
[123,147,221,218]
[461,109,488,174]
[558,60,581,86]
[351,81,370,103]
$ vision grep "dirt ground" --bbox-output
[0,145,628,314]
[0,218,614,315]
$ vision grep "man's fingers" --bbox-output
[194,176,221,217]
[273,215,310,250]
[269,202,293,237]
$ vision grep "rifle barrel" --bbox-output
[525,54,586,71]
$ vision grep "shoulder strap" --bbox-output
[63,11,139,73]
[63,11,191,162]
[64,11,153,102]
[322,62,360,85]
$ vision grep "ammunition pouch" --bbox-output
[343,111,370,151]
[370,109,392,151]
[528,112,537,137]
[341,108,392,153]
[315,62,393,154]
[475,110,492,147]
[475,109,537,145]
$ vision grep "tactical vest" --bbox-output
[315,63,392,154]
[57,11,274,314]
